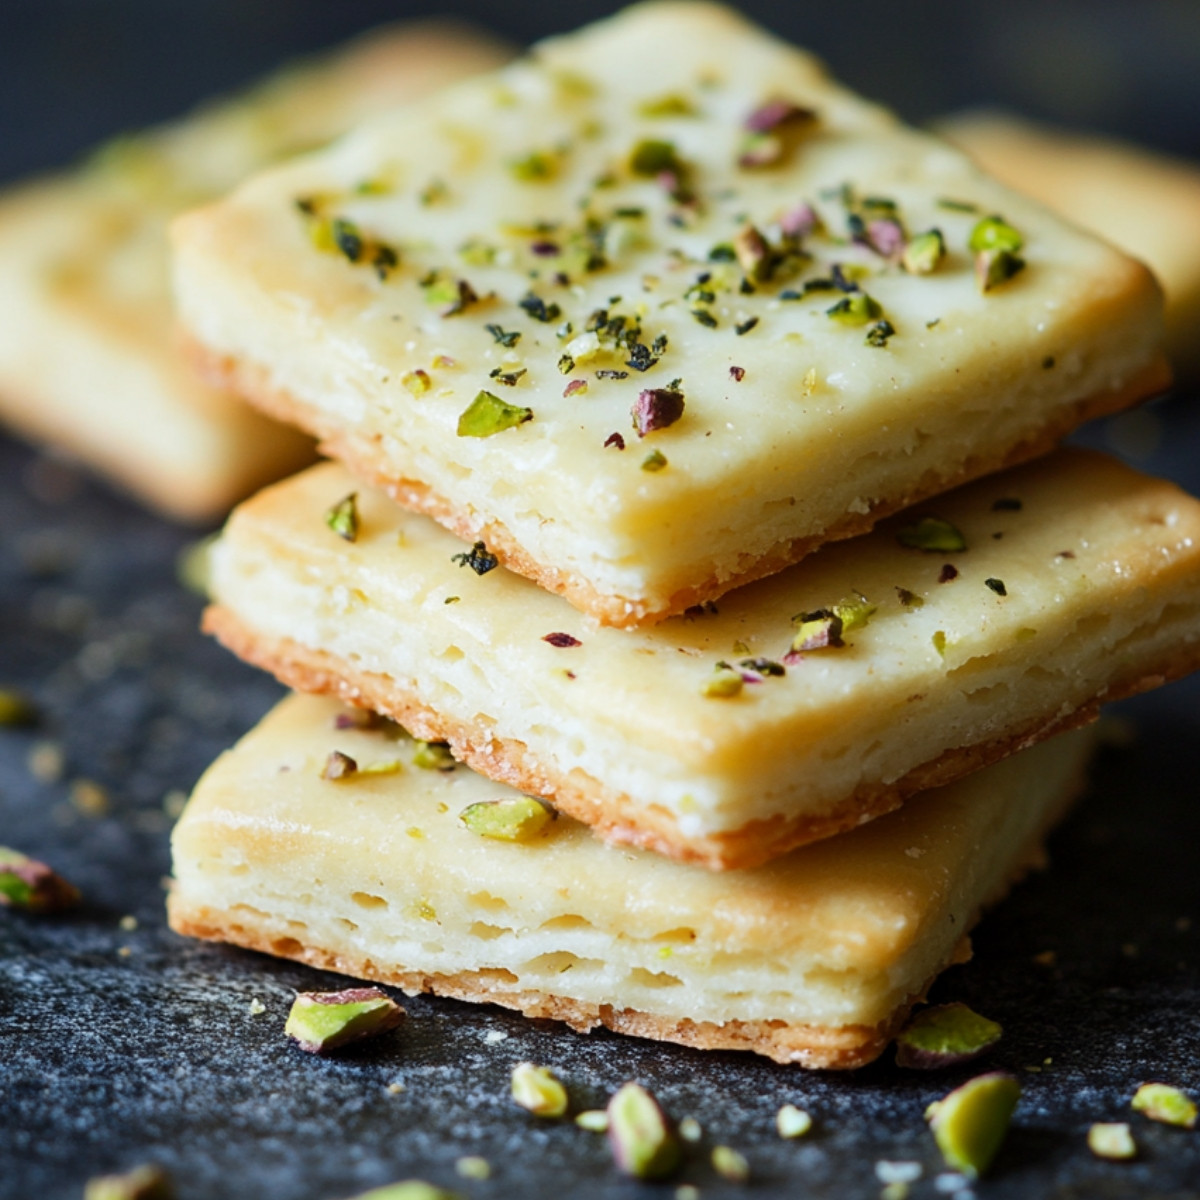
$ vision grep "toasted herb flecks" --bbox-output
[460,796,555,842]
[926,1073,1020,1179]
[827,293,882,326]
[285,986,404,1054]
[511,1062,568,1117]
[83,1164,174,1200]
[792,609,845,653]
[985,577,1007,596]
[896,1004,1003,1069]
[325,493,359,542]
[1088,1123,1137,1160]
[776,1105,813,1139]
[642,450,668,472]
[543,632,581,647]
[457,391,533,437]
[632,388,685,437]
[902,229,946,274]
[412,741,455,771]
[1131,1083,1197,1128]
[0,845,80,913]
[451,542,499,575]
[321,750,358,781]
[897,517,967,553]
[607,1082,682,1180]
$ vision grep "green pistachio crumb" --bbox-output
[895,1003,1002,1069]
[896,516,966,553]
[84,1164,174,1200]
[1131,1083,1197,1128]
[0,845,80,913]
[1088,1123,1137,1160]
[412,741,455,771]
[457,391,533,437]
[629,139,682,177]
[932,630,948,657]
[926,1072,1020,1179]
[895,587,924,608]
[321,751,358,781]
[284,986,404,1054]
[977,248,1026,292]
[985,577,1007,596]
[678,1116,702,1143]
[0,688,36,727]
[511,1061,568,1117]
[865,319,896,347]
[638,94,697,118]
[402,370,431,396]
[508,151,559,182]
[791,610,845,653]
[485,323,521,348]
[642,449,668,472]
[454,1156,491,1181]
[826,293,882,326]
[357,760,404,777]
[833,596,877,633]
[607,1082,683,1180]
[969,215,1024,254]
[711,1146,750,1183]
[702,666,744,698]
[776,1105,813,1139]
[344,1184,463,1200]
[902,229,946,274]
[325,493,359,542]
[460,797,555,842]
[576,1110,610,1132]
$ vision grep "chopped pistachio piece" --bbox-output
[460,797,554,842]
[632,388,685,436]
[826,292,882,326]
[284,986,404,1054]
[926,1072,1020,1179]
[412,741,456,771]
[343,1184,462,1200]
[776,1104,813,1138]
[607,1082,683,1180]
[321,750,358,781]
[832,597,877,634]
[902,229,946,275]
[678,1116,702,1143]
[0,845,80,913]
[1131,1082,1197,1128]
[575,1109,610,1132]
[641,449,668,472]
[702,665,744,698]
[977,248,1026,293]
[638,93,697,118]
[450,541,499,575]
[969,215,1024,254]
[629,139,682,177]
[84,1164,174,1200]
[791,609,845,653]
[511,1061,568,1117]
[1088,1122,1137,1160]
[324,492,359,543]
[895,1003,1003,1069]
[711,1145,751,1183]
[454,1156,491,1181]
[508,150,559,182]
[402,370,432,397]
[897,516,967,553]
[456,391,533,438]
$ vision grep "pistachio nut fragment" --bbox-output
[575,1109,610,1132]
[344,1184,463,1200]
[968,215,1024,255]
[902,229,945,275]
[284,986,404,1054]
[325,492,359,543]
[711,1145,750,1182]
[976,248,1026,293]
[0,845,80,913]
[791,609,844,653]
[629,139,682,177]
[607,1082,683,1180]
[925,1072,1020,1179]
[1131,1082,1197,1128]
[776,1104,813,1138]
[702,665,744,698]
[832,597,877,634]
[1088,1122,1137,1160]
[511,1061,568,1117]
[456,391,533,438]
[826,292,882,326]
[84,1164,174,1200]
[897,516,967,553]
[321,750,359,781]
[412,741,456,771]
[895,1003,1003,1069]
[460,797,554,842]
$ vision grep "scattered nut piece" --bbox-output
[510,1061,568,1117]
[1088,1122,1137,1160]
[341,1184,462,1200]
[460,797,554,842]
[325,492,359,542]
[776,1104,812,1138]
[925,1072,1020,1179]
[0,845,80,913]
[895,1003,1002,1069]
[711,1145,750,1182]
[678,1115,702,1143]
[454,1156,490,1180]
[412,741,456,771]
[284,986,404,1054]
[575,1109,609,1132]
[321,750,359,781]
[83,1164,173,1200]
[607,1081,682,1180]
[1131,1082,1197,1128]
[248,999,266,1016]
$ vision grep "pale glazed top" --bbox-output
[173,2,1165,609]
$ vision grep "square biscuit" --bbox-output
[169,691,1096,1069]
[938,110,1200,380]
[203,448,1200,870]
[174,1,1166,619]
[0,23,507,521]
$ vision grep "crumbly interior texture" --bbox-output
[204,449,1200,868]
[938,109,1200,379]
[169,693,1094,1068]
[0,23,507,521]
[173,0,1166,618]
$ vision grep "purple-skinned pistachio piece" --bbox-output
[733,224,771,279]
[925,1072,1020,1179]
[632,388,684,437]
[0,845,80,913]
[284,986,404,1054]
[607,1082,683,1180]
[743,98,816,134]
[895,1003,1003,1069]
[791,609,845,653]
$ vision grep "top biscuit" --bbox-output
[173,1,1168,621]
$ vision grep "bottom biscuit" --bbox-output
[169,693,1093,1069]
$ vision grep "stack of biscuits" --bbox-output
[166,2,1200,1068]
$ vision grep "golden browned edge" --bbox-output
[202,605,1199,870]
[187,340,1171,627]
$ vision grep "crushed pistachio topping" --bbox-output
[931,630,948,657]
[629,138,683,177]
[902,229,945,274]
[485,323,521,348]
[678,1116,702,1143]
[969,215,1024,255]
[776,1105,813,1139]
[402,370,431,397]
[738,99,816,169]
[0,688,36,726]
[460,796,555,842]
[895,1003,1003,1069]
[607,1082,683,1181]
[296,198,399,280]
[421,273,478,316]
[511,1062,568,1117]
[632,388,685,436]
[451,541,499,575]
[342,1181,463,1200]
[897,517,967,553]
[826,292,882,326]
[702,664,745,698]
[791,609,845,653]
[456,390,533,438]
[455,1157,490,1181]
[977,248,1026,292]
[985,577,1007,596]
[926,1072,1020,1179]
[865,319,896,347]
[83,1164,174,1200]
[508,150,560,182]
[518,290,562,323]
[576,1110,610,1132]
[711,1146,751,1183]
[334,708,386,732]
[543,632,581,647]
[638,93,697,118]
[895,587,924,608]
[642,450,668,472]
[321,750,358,781]
[1088,1123,1137,1160]
[412,741,455,771]
[284,986,404,1054]
[729,365,746,382]
[1131,1083,1197,1128]
[0,845,80,913]
[325,493,359,543]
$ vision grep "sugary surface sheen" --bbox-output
[0,23,507,520]
[204,448,1200,870]
[939,110,1200,379]
[168,692,1095,1068]
[173,1,1167,618]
